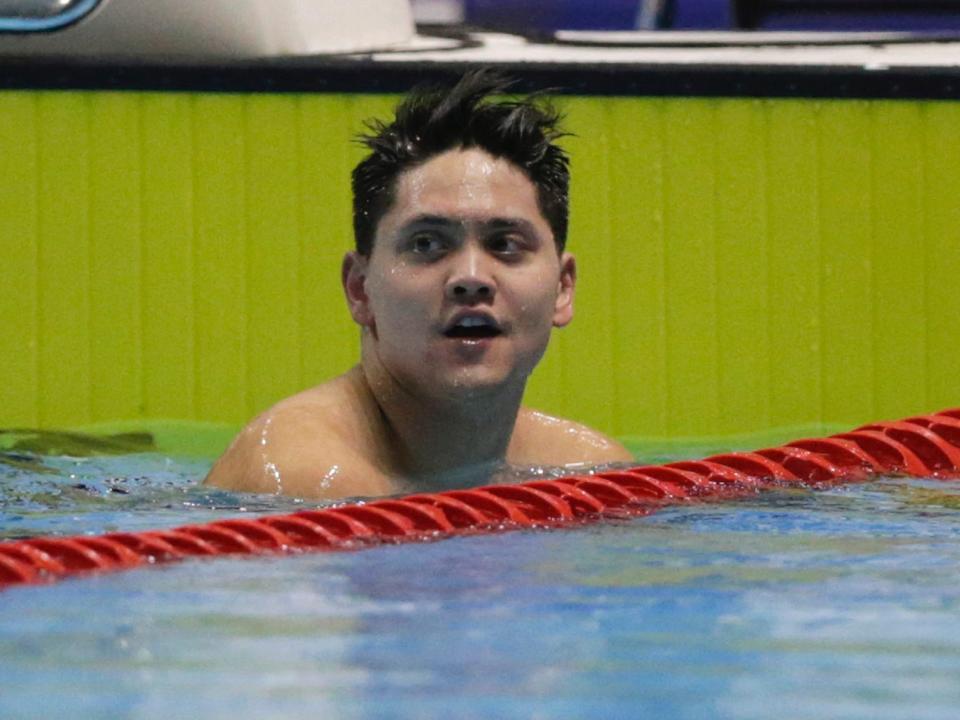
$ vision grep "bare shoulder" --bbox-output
[203,372,392,499]
[509,408,634,466]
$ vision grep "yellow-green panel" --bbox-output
[818,101,874,424]
[1,89,959,446]
[557,99,617,432]
[140,94,194,419]
[923,103,960,405]
[662,99,720,436]
[606,98,668,437]
[764,100,822,428]
[193,95,249,423]
[37,92,91,427]
[714,99,771,433]
[89,93,143,423]
[0,93,39,427]
[296,94,358,388]
[245,95,303,413]
[871,101,927,418]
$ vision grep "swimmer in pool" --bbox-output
[204,70,633,499]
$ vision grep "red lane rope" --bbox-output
[3,408,960,589]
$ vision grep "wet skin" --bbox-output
[205,148,632,499]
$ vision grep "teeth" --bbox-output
[458,317,490,328]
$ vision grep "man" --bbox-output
[205,70,632,500]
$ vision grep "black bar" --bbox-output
[0,55,959,100]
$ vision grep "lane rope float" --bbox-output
[2,408,960,588]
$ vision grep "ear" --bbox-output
[552,252,576,328]
[341,251,374,327]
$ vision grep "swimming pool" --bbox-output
[3,447,959,719]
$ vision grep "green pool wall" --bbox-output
[1,90,958,450]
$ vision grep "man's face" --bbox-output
[343,147,575,402]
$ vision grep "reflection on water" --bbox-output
[1,428,157,460]
[1,449,959,719]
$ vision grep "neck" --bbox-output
[353,352,525,487]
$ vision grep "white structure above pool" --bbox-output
[0,0,416,57]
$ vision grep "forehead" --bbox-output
[382,147,547,230]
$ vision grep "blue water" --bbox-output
[2,452,960,719]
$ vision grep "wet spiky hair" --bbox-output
[351,69,570,255]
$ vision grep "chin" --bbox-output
[436,367,519,400]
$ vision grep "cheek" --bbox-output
[367,273,432,334]
[513,276,561,332]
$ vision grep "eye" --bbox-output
[406,231,445,256]
[488,232,525,257]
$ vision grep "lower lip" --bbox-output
[443,334,501,348]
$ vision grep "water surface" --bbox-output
[2,451,959,719]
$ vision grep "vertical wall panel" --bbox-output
[818,101,874,424]
[245,95,302,414]
[296,94,360,390]
[764,101,822,429]
[555,99,617,432]
[714,99,770,433]
[714,100,771,434]
[37,93,91,426]
[89,93,143,423]
[140,94,194,419]
[871,102,927,418]
[605,98,668,437]
[662,99,720,436]
[2,89,959,440]
[923,102,960,406]
[192,95,248,423]
[0,93,39,427]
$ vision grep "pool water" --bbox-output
[2,451,960,719]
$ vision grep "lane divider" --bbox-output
[3,408,960,588]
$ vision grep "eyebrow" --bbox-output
[400,214,538,234]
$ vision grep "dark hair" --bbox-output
[351,70,570,256]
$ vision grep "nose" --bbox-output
[444,245,495,303]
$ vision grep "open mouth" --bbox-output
[443,316,503,340]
